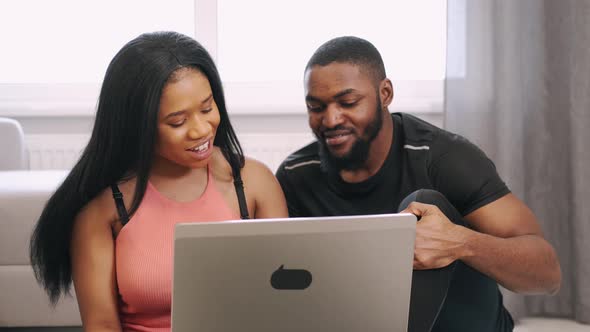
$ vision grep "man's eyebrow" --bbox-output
[333,88,357,99]
[305,95,321,103]
[306,89,357,103]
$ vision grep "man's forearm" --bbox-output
[456,226,561,295]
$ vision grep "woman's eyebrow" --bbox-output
[201,94,213,104]
[164,110,186,120]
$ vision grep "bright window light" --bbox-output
[0,0,446,115]
[0,0,194,84]
[217,0,446,82]
[215,0,446,114]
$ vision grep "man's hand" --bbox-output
[402,202,471,270]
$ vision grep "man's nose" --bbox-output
[322,104,344,128]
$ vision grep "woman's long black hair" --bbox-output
[30,31,244,304]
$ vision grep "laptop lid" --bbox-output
[172,213,417,332]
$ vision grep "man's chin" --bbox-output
[318,137,372,172]
[319,147,362,171]
[325,147,350,159]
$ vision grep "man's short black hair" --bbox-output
[305,36,387,85]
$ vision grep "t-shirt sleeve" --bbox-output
[275,165,304,217]
[428,135,511,216]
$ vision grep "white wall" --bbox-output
[9,112,443,171]
[11,112,442,136]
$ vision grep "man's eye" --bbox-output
[341,101,358,108]
[307,105,323,113]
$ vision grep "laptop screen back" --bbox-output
[172,213,416,332]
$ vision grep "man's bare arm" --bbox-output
[404,193,561,294]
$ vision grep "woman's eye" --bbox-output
[202,108,213,114]
[169,119,186,127]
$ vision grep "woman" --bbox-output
[29,31,288,331]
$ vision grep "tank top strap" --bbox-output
[231,166,250,219]
[111,163,249,224]
[111,184,130,225]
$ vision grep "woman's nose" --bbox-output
[187,117,210,139]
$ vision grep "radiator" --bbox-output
[25,133,314,172]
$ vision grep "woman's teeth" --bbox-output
[191,141,209,152]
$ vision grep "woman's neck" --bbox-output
[149,160,209,202]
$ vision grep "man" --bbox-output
[276,36,561,332]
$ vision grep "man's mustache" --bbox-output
[319,125,355,138]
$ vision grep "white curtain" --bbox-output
[445,0,590,324]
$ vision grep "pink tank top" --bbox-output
[115,168,239,331]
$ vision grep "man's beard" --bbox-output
[317,99,384,172]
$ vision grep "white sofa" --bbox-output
[0,117,28,170]
[0,170,81,327]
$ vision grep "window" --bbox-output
[202,0,446,114]
[0,0,194,116]
[0,0,446,116]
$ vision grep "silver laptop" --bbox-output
[171,213,417,332]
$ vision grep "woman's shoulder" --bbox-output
[75,177,137,230]
[242,157,288,218]
[242,156,274,178]
[209,148,287,218]
[208,146,276,186]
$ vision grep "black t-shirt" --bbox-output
[276,113,510,218]
[276,113,514,331]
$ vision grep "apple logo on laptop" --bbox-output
[270,265,312,290]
